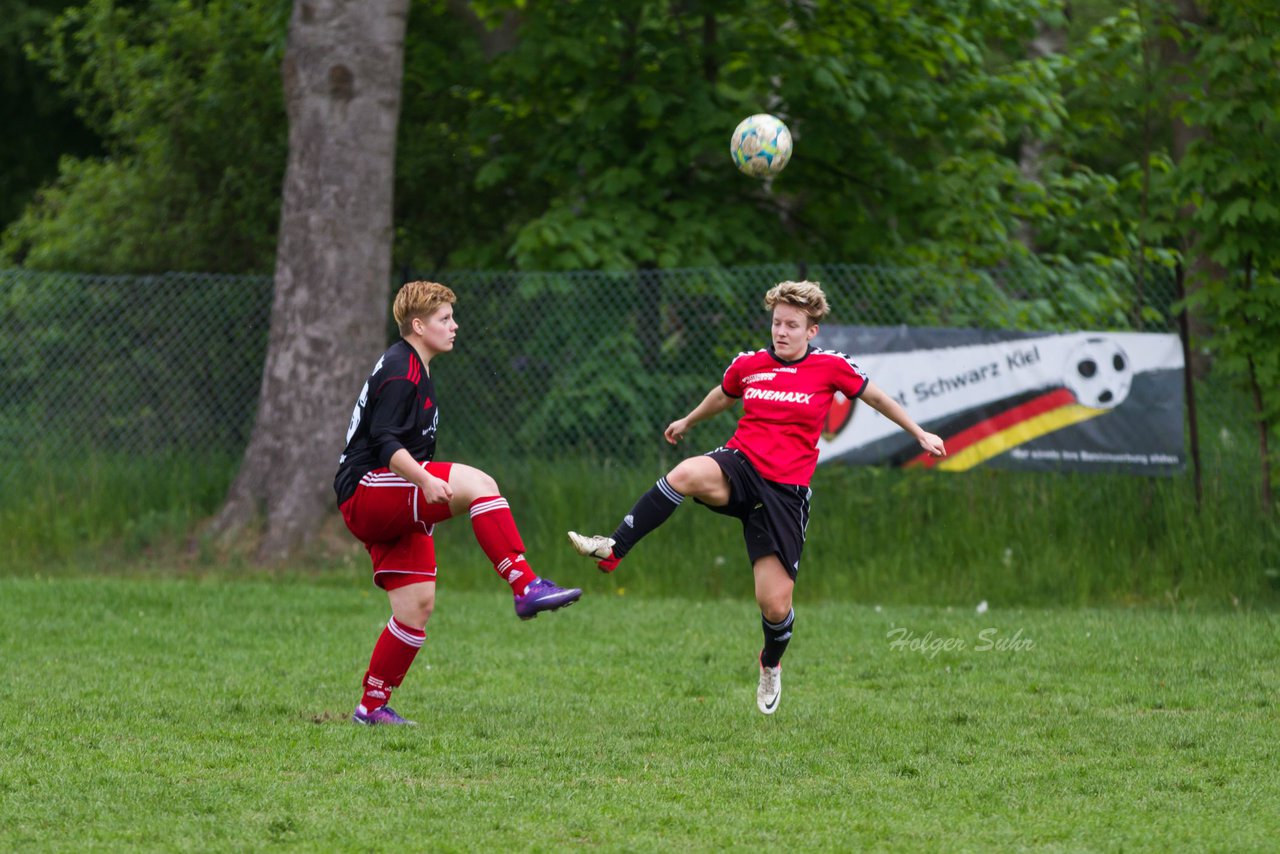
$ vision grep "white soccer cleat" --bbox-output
[567,531,615,560]
[757,658,782,715]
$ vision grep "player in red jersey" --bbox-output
[337,281,581,726]
[569,280,945,714]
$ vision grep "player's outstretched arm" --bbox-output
[859,381,947,457]
[665,386,737,445]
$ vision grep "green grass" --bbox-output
[0,450,239,570]
[1,576,1277,851]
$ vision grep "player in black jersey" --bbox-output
[337,281,581,726]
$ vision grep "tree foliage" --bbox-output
[436,0,1097,270]
[5,0,1128,275]
[6,0,1277,290]
[2,0,288,273]
[1174,0,1280,503]
[0,0,99,228]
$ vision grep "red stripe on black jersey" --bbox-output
[334,340,438,505]
[720,345,868,485]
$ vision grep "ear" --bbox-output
[806,323,819,341]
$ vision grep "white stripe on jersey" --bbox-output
[724,348,767,381]
[812,347,868,380]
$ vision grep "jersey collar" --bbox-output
[768,343,813,366]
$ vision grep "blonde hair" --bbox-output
[394,281,456,336]
[764,280,829,325]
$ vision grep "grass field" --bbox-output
[2,576,1277,851]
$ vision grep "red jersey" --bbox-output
[720,345,869,485]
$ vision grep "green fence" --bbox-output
[0,260,1237,484]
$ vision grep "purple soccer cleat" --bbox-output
[351,705,416,726]
[514,577,582,620]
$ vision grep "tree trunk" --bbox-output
[1162,0,1217,378]
[1016,10,1068,253]
[1242,256,1274,515]
[209,0,410,562]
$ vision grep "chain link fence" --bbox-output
[0,261,1241,485]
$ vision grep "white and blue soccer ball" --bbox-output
[730,113,793,178]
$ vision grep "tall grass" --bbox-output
[0,450,240,573]
[487,453,1279,608]
[3,438,1276,607]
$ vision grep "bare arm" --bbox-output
[859,381,947,457]
[388,448,454,503]
[664,385,737,445]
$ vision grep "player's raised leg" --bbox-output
[569,455,729,572]
[754,554,794,715]
[446,463,581,619]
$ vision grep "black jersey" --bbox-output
[334,340,439,505]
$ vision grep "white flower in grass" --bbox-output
[976,600,989,615]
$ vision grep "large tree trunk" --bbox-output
[210,0,410,562]
[1162,0,1216,377]
[1016,9,1068,253]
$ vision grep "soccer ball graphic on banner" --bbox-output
[1064,337,1133,409]
[730,114,793,177]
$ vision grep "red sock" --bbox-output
[469,495,536,595]
[360,616,425,712]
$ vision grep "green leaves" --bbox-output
[3,0,287,273]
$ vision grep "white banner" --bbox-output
[813,326,1186,475]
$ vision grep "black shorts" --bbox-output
[695,447,812,579]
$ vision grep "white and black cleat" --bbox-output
[757,656,782,715]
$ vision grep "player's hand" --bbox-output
[664,417,692,445]
[422,473,453,503]
[919,432,947,457]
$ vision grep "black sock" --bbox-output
[761,609,794,668]
[610,476,684,558]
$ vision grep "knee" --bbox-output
[463,466,499,497]
[396,591,435,627]
[476,470,499,495]
[665,460,704,493]
[759,597,792,624]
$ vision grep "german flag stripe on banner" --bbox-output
[904,388,1105,471]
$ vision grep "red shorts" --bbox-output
[339,462,455,590]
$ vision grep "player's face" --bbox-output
[416,304,458,355]
[771,304,817,360]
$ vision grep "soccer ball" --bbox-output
[730,114,793,177]
[1063,337,1133,409]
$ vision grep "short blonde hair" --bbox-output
[394,281,456,336]
[764,280,829,325]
